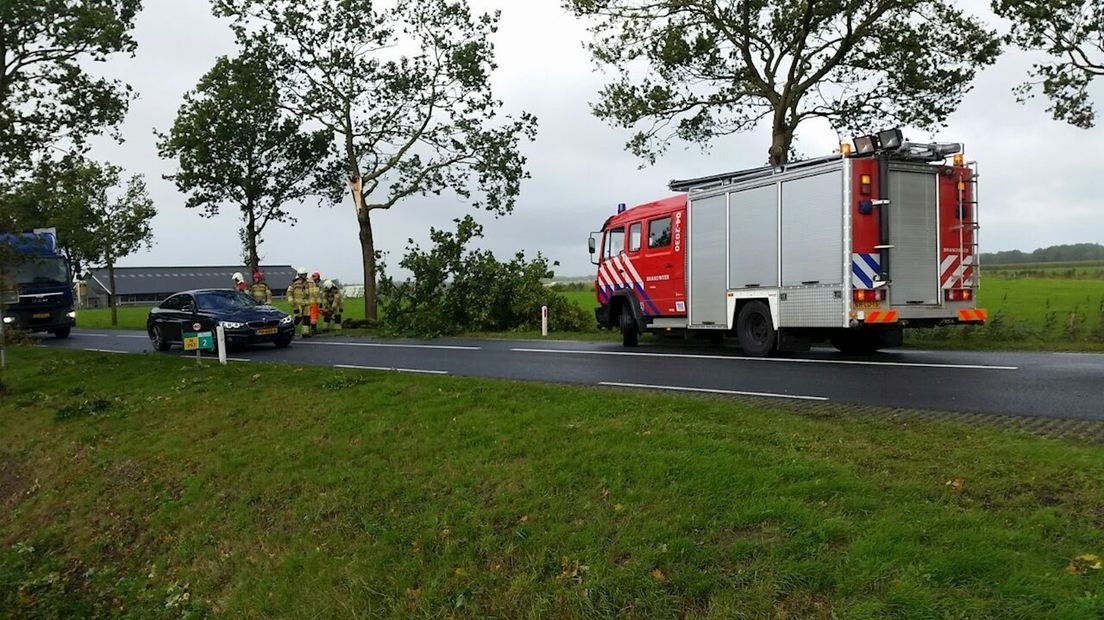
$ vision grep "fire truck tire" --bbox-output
[736,301,776,357]
[620,311,639,347]
[829,332,883,355]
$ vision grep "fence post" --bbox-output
[541,305,549,337]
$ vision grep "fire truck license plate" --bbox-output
[853,301,882,310]
[256,327,278,336]
[33,312,50,319]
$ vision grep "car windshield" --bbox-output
[197,290,259,311]
[12,257,68,285]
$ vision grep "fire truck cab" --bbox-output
[590,129,986,355]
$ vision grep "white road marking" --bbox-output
[298,341,479,351]
[511,348,1018,371]
[73,332,147,339]
[83,348,126,354]
[599,381,828,401]
[335,364,449,375]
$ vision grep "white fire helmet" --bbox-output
[232,272,244,282]
[296,266,308,276]
[323,279,335,290]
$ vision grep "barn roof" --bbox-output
[84,265,297,297]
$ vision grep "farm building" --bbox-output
[81,265,297,308]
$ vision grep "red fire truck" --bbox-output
[589,129,986,355]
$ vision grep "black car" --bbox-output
[147,289,294,351]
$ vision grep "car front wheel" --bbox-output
[150,325,170,351]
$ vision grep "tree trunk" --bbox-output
[358,210,377,324]
[108,256,117,327]
[768,124,794,166]
[245,205,260,275]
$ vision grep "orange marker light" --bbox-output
[953,153,964,167]
[840,143,852,155]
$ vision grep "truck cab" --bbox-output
[1,232,76,338]
[591,196,687,345]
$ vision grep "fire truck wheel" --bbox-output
[620,311,639,347]
[829,332,883,355]
[736,301,776,357]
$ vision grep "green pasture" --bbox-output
[1,348,1102,617]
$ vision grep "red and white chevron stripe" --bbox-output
[940,254,974,289]
[597,254,642,291]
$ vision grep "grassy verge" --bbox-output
[2,348,1103,617]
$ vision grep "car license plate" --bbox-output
[854,301,882,310]
[33,312,50,319]
[256,327,278,336]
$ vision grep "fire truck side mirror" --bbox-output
[588,237,596,254]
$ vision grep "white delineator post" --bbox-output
[216,325,227,365]
[541,305,549,337]
[0,304,6,370]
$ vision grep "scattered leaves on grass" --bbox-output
[321,375,372,390]
[1066,554,1103,575]
[946,478,965,492]
[55,397,113,421]
[559,558,588,583]
[613,503,625,513]
[650,568,667,582]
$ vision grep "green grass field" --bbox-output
[984,260,1104,279]
[906,278,1104,351]
[1,348,1102,617]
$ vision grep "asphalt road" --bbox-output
[37,329,1104,420]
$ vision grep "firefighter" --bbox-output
[232,272,249,293]
[321,279,344,331]
[249,272,272,304]
[287,267,311,338]
[307,271,323,336]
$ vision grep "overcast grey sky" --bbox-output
[89,0,1104,283]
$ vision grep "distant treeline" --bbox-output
[981,243,1104,265]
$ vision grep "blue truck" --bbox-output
[1,230,76,338]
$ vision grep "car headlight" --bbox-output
[2,316,12,324]
[66,311,77,319]
[219,321,245,329]
[279,315,293,325]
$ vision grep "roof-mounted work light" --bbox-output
[854,134,878,154]
[877,128,904,150]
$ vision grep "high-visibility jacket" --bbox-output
[306,281,322,305]
[323,288,344,316]
[249,282,272,304]
[287,278,309,312]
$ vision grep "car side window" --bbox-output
[160,295,182,310]
[180,296,196,312]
